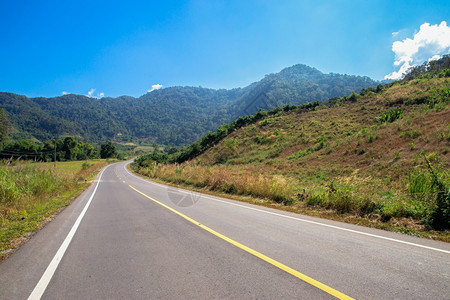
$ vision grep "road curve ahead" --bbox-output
[0,161,449,299]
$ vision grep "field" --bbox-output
[0,159,111,261]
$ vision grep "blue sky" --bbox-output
[0,0,449,98]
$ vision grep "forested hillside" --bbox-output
[1,64,378,145]
[226,64,378,118]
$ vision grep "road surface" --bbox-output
[0,161,449,299]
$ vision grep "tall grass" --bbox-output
[0,160,109,261]
[305,182,380,216]
[133,163,296,204]
[408,154,449,229]
[0,165,64,205]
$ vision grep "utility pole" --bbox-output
[54,139,57,169]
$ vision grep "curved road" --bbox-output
[0,161,449,299]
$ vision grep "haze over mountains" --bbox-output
[0,64,379,146]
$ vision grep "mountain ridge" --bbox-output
[1,64,379,145]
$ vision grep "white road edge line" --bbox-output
[28,165,109,300]
[123,163,450,255]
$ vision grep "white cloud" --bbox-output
[87,88,96,98]
[148,84,163,92]
[428,54,442,62]
[85,88,105,98]
[62,91,68,95]
[385,21,450,80]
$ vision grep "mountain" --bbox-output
[225,64,378,118]
[0,88,239,145]
[133,60,450,232]
[0,64,379,146]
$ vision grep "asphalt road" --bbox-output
[0,161,449,299]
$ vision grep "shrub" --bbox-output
[408,153,449,229]
[376,108,403,123]
[81,162,92,170]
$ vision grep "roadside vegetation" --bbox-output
[0,112,120,260]
[133,56,450,240]
[0,159,111,262]
[0,137,125,161]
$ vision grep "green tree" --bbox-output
[100,141,117,158]
[79,142,98,159]
[348,91,358,102]
[62,136,79,161]
[0,108,9,143]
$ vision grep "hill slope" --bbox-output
[133,72,450,234]
[0,64,378,145]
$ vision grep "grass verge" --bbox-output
[0,159,113,262]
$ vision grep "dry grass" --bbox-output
[138,163,297,203]
[382,78,449,104]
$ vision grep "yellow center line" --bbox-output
[128,184,354,300]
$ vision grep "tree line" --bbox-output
[0,134,117,161]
